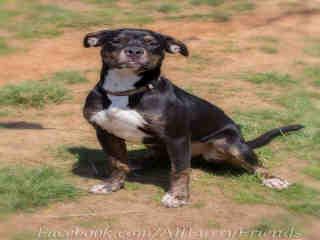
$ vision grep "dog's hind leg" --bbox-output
[209,134,290,190]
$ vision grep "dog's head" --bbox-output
[83,28,188,72]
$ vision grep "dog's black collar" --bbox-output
[95,77,160,97]
[103,83,154,96]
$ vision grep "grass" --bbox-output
[76,216,118,229]
[192,201,206,208]
[304,164,320,180]
[275,91,313,114]
[219,174,320,217]
[125,182,142,191]
[0,0,150,40]
[1,2,82,39]
[207,219,221,229]
[242,71,295,86]
[231,1,255,12]
[304,39,320,58]
[10,231,37,240]
[0,166,79,215]
[189,0,225,6]
[157,3,181,13]
[169,0,256,23]
[259,45,278,54]
[252,35,279,44]
[210,10,231,22]
[50,70,89,85]
[229,87,319,216]
[0,80,70,108]
[303,66,320,86]
[249,215,303,239]
[0,109,13,117]
[0,37,14,55]
[153,188,165,203]
[222,41,241,53]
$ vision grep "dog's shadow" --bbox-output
[68,146,244,191]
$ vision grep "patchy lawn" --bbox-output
[0,0,320,240]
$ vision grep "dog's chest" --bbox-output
[91,70,148,143]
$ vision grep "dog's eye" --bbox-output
[146,39,158,46]
[144,36,158,46]
[111,38,121,44]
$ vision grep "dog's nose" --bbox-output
[124,47,145,58]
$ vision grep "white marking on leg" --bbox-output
[262,178,290,190]
[161,193,187,208]
[89,184,113,194]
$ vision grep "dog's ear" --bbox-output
[83,29,114,48]
[162,35,189,57]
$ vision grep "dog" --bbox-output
[82,28,303,208]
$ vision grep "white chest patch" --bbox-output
[90,69,148,143]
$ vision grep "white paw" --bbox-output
[89,184,114,194]
[161,193,188,208]
[262,178,290,190]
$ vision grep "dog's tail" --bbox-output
[246,124,304,149]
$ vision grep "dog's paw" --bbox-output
[262,177,290,190]
[89,181,123,194]
[161,193,188,208]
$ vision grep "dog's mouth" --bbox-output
[120,60,143,68]
[118,58,149,70]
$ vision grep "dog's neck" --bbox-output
[103,68,141,92]
[100,64,161,91]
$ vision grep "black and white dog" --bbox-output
[83,28,303,208]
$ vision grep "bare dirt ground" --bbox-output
[1,1,320,240]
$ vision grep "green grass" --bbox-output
[192,201,206,209]
[252,35,279,44]
[304,39,320,58]
[157,3,181,13]
[0,109,13,117]
[0,166,79,214]
[207,219,221,229]
[231,1,255,12]
[222,41,241,53]
[186,0,254,22]
[125,182,142,191]
[304,164,320,180]
[119,13,154,25]
[153,188,165,203]
[229,91,319,216]
[189,0,224,6]
[50,70,89,85]
[0,1,124,40]
[275,91,312,114]
[219,174,320,217]
[242,71,295,86]
[249,215,303,239]
[233,101,318,164]
[49,145,78,162]
[0,37,14,55]
[3,3,82,39]
[210,10,231,22]
[0,80,70,108]
[289,203,320,217]
[82,0,116,4]
[303,66,320,86]
[260,45,278,54]
[10,231,37,240]
[76,216,118,229]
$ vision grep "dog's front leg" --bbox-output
[161,136,191,208]
[90,127,129,194]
